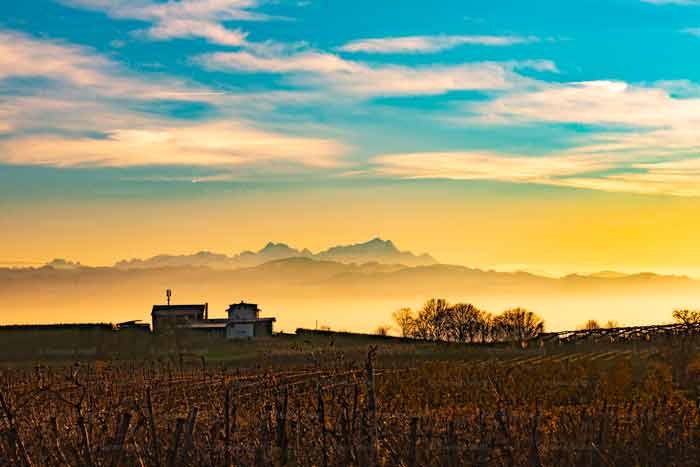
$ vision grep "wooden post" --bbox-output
[446,420,457,467]
[50,417,70,467]
[0,389,33,467]
[408,417,418,467]
[529,406,542,467]
[365,346,378,467]
[110,412,132,467]
[166,418,185,467]
[317,383,328,467]
[184,406,198,458]
[276,388,289,466]
[224,387,231,467]
[76,407,95,467]
[146,388,161,467]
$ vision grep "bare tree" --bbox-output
[392,308,415,338]
[494,308,545,342]
[409,299,452,341]
[375,325,391,336]
[673,309,700,326]
[447,303,485,343]
[581,320,601,330]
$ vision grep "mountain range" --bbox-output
[110,238,437,269]
[2,238,699,332]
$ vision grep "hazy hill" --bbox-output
[112,238,436,270]
[1,257,699,333]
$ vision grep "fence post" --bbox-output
[317,382,328,467]
[408,417,418,467]
[224,387,231,467]
[110,412,132,467]
[277,388,289,466]
[146,388,161,467]
[366,346,378,467]
[0,389,33,467]
[166,418,185,467]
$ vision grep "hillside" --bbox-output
[112,238,437,270]
[1,257,698,333]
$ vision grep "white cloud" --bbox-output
[682,27,700,36]
[373,150,700,197]
[147,19,248,45]
[373,151,613,182]
[0,29,347,170]
[338,35,538,54]
[466,80,700,163]
[0,29,221,102]
[59,0,269,46]
[202,50,358,74]
[199,49,553,96]
[642,0,700,4]
[0,122,346,168]
[471,80,700,128]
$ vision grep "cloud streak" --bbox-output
[199,48,554,97]
[0,29,347,170]
[0,123,346,168]
[0,29,222,102]
[338,35,539,54]
[642,0,700,4]
[374,151,612,181]
[373,150,700,197]
[59,0,269,45]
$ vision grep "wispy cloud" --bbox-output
[338,35,539,54]
[681,27,700,36]
[466,80,700,161]
[0,29,346,170]
[374,151,613,183]
[471,80,697,127]
[0,123,346,168]
[642,0,700,4]
[373,150,700,197]
[0,29,221,101]
[59,0,270,46]
[198,48,555,96]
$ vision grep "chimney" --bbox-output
[204,302,208,320]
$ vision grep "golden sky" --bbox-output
[4,181,700,277]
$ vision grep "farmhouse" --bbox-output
[225,302,276,339]
[151,303,208,334]
[150,298,275,338]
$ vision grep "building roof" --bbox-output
[186,322,228,329]
[117,320,144,326]
[152,304,206,315]
[0,323,115,332]
[227,301,260,310]
[226,317,276,325]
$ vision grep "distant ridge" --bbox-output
[111,238,436,270]
[4,254,699,331]
[586,271,630,279]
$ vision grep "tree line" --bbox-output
[390,298,545,343]
[385,304,700,344]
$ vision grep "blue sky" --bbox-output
[3,0,700,201]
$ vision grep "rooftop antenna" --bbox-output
[166,289,172,306]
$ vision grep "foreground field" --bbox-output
[2,335,700,466]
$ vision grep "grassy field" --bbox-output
[1,331,700,466]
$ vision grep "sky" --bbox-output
[2,0,700,276]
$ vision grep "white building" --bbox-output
[225,302,276,339]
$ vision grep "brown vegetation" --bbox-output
[2,331,700,466]
[393,299,544,343]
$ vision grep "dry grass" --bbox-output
[2,335,700,466]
